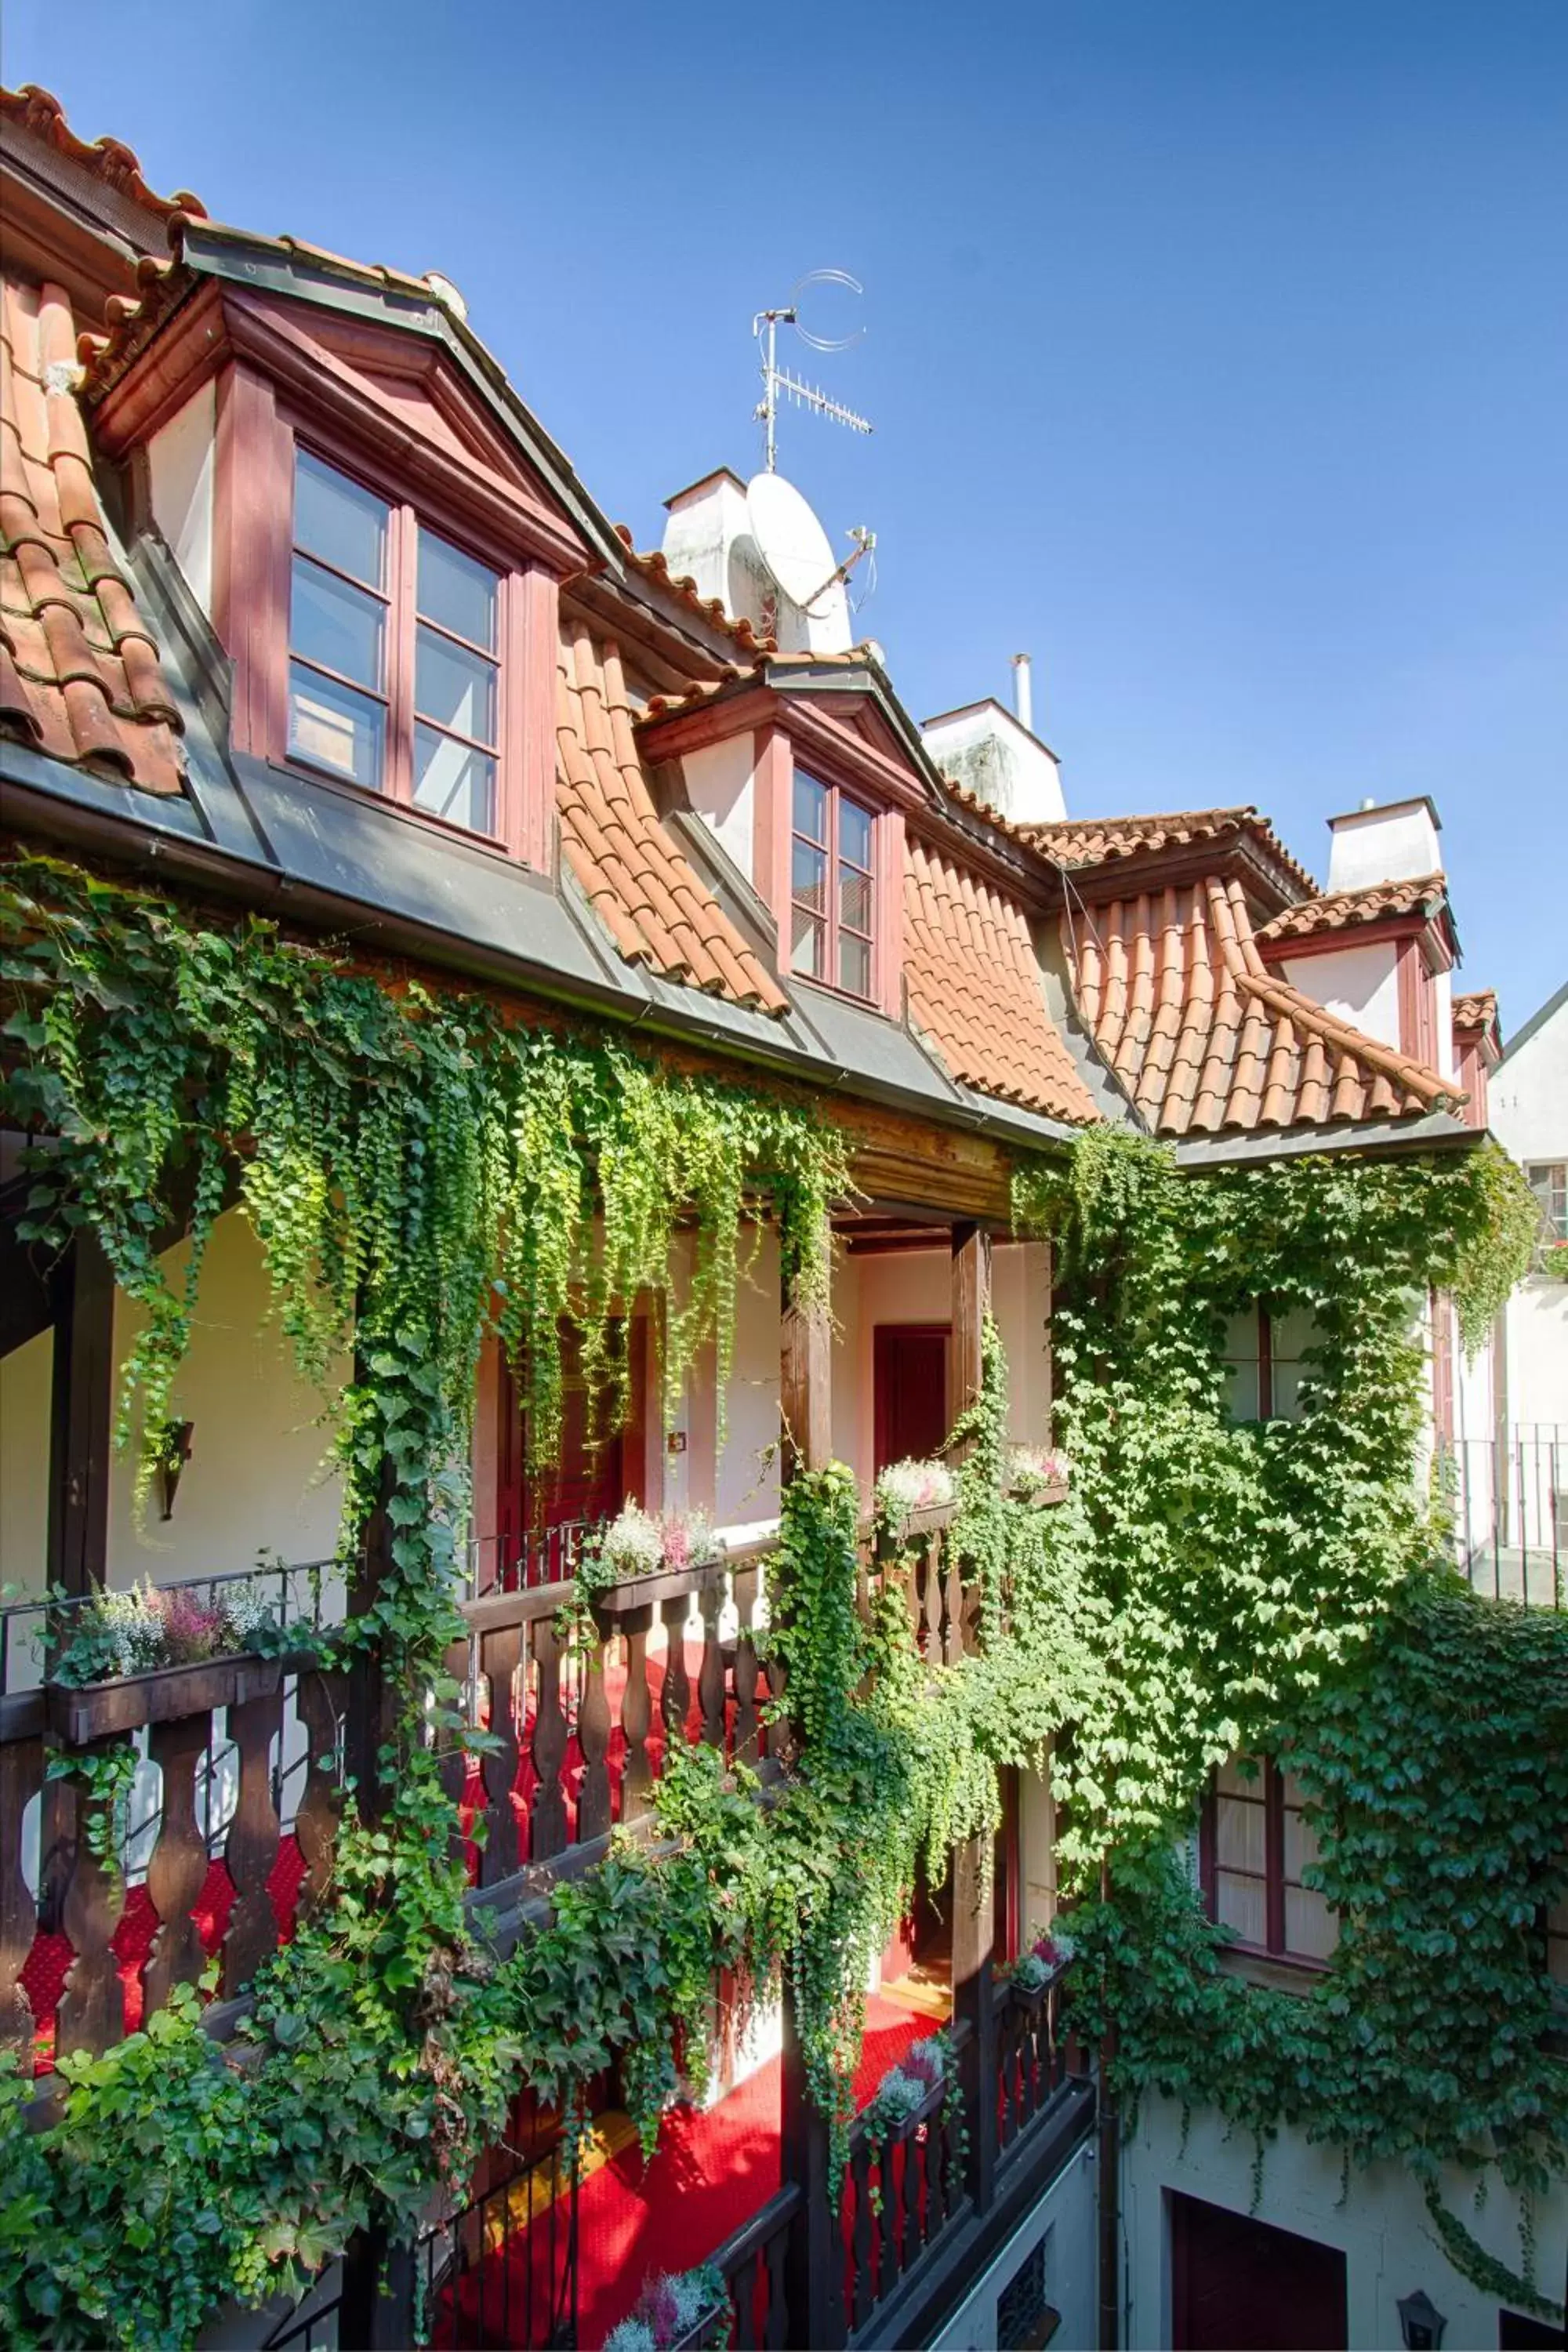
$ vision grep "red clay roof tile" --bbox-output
[1452,989,1498,1033]
[1027,806,1318,898]
[1065,874,1461,1136]
[0,85,206,227]
[556,622,787,1015]
[1255,871,1448,942]
[903,835,1098,1123]
[0,274,185,793]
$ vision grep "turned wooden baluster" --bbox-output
[877,2134,902,2303]
[0,1732,44,2054]
[660,1599,692,1753]
[921,1536,943,1659]
[221,1684,284,1997]
[528,1617,569,1860]
[925,2094,948,2237]
[55,1734,128,2059]
[698,1578,726,1751]
[764,2224,789,2350]
[576,1624,613,1845]
[850,2142,876,2329]
[141,1710,212,2021]
[478,1624,523,1883]
[732,1566,760,1769]
[903,2120,927,2270]
[293,1667,346,1920]
[619,1602,655,1821]
[942,1529,965,1664]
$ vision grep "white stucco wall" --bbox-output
[1326,801,1443,895]
[934,2138,1098,2352]
[1123,2094,1567,2352]
[1279,941,1401,1055]
[713,1221,782,1532]
[147,379,216,618]
[682,733,758,886]
[1492,992,1568,1437]
[0,1209,347,1601]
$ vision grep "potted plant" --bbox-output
[44,1577,303,1742]
[603,2260,730,2352]
[1005,1924,1076,1995]
[573,1504,728,1632]
[1005,1445,1072,1506]
[873,1457,956,1537]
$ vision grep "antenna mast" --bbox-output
[753,271,873,472]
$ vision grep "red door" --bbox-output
[496,1321,646,1581]
[873,1323,951,1472]
[1171,2191,1347,2351]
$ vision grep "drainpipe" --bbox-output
[1098,1856,1120,2350]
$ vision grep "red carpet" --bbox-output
[568,1993,927,2350]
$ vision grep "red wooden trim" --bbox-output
[386,500,416,807]
[514,567,558,873]
[1198,1776,1218,1914]
[872,1321,950,1473]
[877,806,906,1018]
[212,362,291,760]
[1395,939,1422,1062]
[753,721,793,949]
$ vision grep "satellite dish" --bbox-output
[746,472,837,610]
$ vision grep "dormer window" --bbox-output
[286,447,501,838]
[791,768,876,1000]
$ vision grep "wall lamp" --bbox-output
[1398,2289,1447,2350]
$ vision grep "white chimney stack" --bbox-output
[1011,652,1034,735]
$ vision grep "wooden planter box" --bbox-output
[47,1650,282,1744]
[591,1559,727,1619]
[1007,1482,1069,1509]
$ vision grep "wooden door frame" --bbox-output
[872,1320,951,1472]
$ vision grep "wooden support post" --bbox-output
[344,1451,398,1826]
[780,1973,845,2351]
[780,1290,832,1478]
[339,2227,416,2350]
[948,1220,992,1433]
[953,1831,998,2219]
[40,1233,116,1930]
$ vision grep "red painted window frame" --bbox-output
[1199,1757,1336,1969]
[751,723,905,1021]
[787,763,880,1005]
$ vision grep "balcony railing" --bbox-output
[1443,1430,1565,1609]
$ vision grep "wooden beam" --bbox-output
[45,1232,115,1601]
[780,1290,832,1478]
[949,1221,992,1430]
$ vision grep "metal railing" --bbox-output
[1443,1430,1565,1608]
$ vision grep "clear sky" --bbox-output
[5,0,1564,1035]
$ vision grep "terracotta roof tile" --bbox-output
[1026,806,1319,898]
[556,621,787,1015]
[1256,871,1448,942]
[0,274,185,794]
[611,529,775,658]
[0,85,206,226]
[903,836,1098,1123]
[1065,875,1462,1137]
[1452,989,1498,1033]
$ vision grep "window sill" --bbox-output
[272,755,528,869]
[1217,1944,1332,1994]
[788,970,887,1020]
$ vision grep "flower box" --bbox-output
[590,1559,726,1620]
[48,1650,283,1743]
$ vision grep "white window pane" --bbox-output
[289,664,384,787]
[1283,1805,1320,1878]
[418,528,498,649]
[1216,1755,1262,1798]
[1215,1873,1266,1946]
[840,866,873,935]
[790,906,824,978]
[793,771,828,844]
[414,725,495,833]
[838,931,871,999]
[1285,1886,1338,1962]
[840,798,873,870]
[294,450,387,586]
[1273,1363,1306,1421]
[291,557,384,690]
[1216,1797,1266,1873]
[416,626,496,745]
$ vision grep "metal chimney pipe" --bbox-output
[1011,652,1033,735]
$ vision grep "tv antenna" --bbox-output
[753,269,873,474]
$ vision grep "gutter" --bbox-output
[1171,1110,1479,1168]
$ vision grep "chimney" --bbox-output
[1011,652,1034,735]
[659,468,853,655]
[1325,796,1443,895]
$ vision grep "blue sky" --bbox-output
[6,0,1564,1033]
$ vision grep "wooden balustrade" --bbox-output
[995,1965,1071,2160]
[840,2065,964,2338]
[713,2182,800,2350]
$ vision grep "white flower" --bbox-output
[875,1457,956,1519]
[599,1503,665,1581]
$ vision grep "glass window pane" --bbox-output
[416,626,497,745]
[840,798,873,871]
[1284,1886,1338,1962]
[291,557,385,690]
[838,931,872,999]
[1216,1755,1262,1798]
[289,662,384,787]
[790,906,824,978]
[840,866,873,936]
[1215,1796,1266,1874]
[1215,1873,1266,1947]
[1283,1806,1321,1879]
[793,771,828,844]
[419,528,499,650]
[414,724,495,834]
[791,840,827,917]
[293,450,387,586]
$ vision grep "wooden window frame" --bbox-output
[1200,1756,1336,1970]
[787,764,880,1006]
[752,722,904,1020]
[1526,1161,1568,1245]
